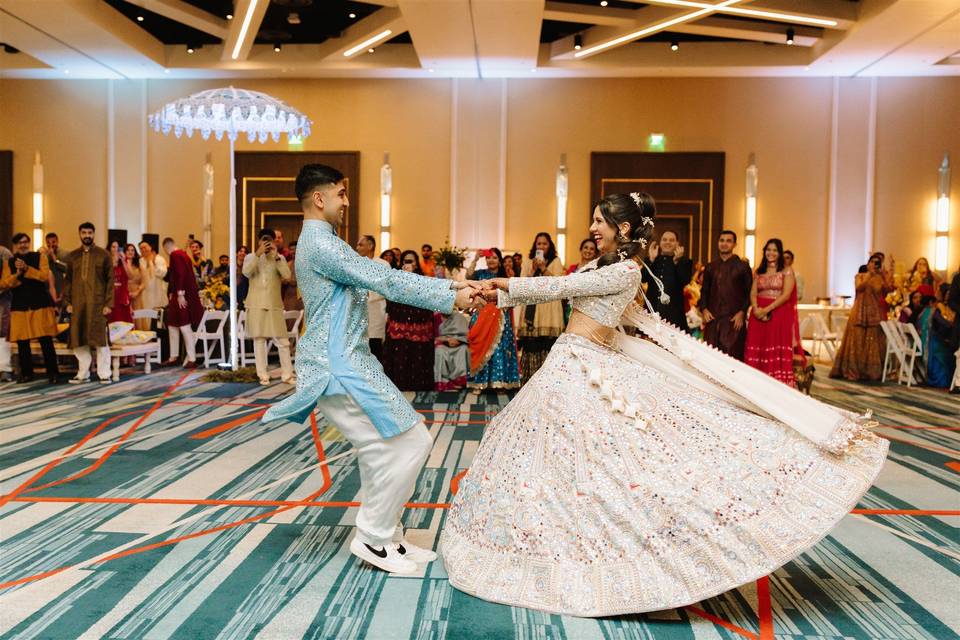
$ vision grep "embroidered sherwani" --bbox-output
[264,220,456,437]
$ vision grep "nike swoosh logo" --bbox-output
[397,544,406,555]
[365,544,388,559]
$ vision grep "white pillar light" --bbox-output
[32,152,43,249]
[380,153,392,250]
[556,153,568,265]
[935,153,950,271]
[744,153,758,267]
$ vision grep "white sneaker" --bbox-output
[349,537,417,574]
[396,539,437,563]
[68,376,90,385]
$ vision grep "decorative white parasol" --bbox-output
[149,87,311,370]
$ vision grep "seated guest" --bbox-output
[243,228,295,386]
[434,312,470,391]
[907,257,942,297]
[898,290,925,328]
[1,234,59,384]
[918,284,956,388]
[382,250,436,391]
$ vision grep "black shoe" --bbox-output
[49,375,62,385]
[16,375,35,384]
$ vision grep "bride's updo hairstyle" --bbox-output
[595,192,656,268]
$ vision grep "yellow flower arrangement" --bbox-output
[201,274,230,310]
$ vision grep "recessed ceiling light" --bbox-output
[187,45,195,54]
[574,35,583,50]
[349,12,357,19]
[226,13,233,20]
[368,47,375,53]
[600,0,608,5]
[274,43,282,52]
[670,40,679,51]
[786,28,795,45]
[136,15,144,22]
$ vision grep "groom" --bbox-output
[264,164,483,574]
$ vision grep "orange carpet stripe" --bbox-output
[25,373,192,493]
[450,469,468,495]
[173,400,271,408]
[946,462,960,473]
[756,576,775,640]
[189,409,267,439]
[686,606,759,640]
[309,412,333,490]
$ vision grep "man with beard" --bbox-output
[1,233,60,384]
[64,222,113,384]
[699,230,753,360]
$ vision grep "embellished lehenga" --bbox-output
[439,259,888,617]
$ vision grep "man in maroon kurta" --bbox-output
[699,230,753,360]
[162,238,204,367]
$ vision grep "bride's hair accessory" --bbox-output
[630,192,643,208]
[642,216,654,227]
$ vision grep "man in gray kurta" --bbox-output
[64,222,113,384]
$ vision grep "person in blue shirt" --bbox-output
[264,164,483,574]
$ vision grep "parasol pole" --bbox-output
[228,137,238,370]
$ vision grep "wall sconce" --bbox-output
[744,153,758,267]
[32,152,43,249]
[555,153,568,265]
[380,152,392,251]
[935,153,950,271]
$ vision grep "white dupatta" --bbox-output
[618,303,874,455]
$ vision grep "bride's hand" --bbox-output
[488,277,509,291]
[451,280,483,291]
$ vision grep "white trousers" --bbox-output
[75,345,112,380]
[168,325,197,362]
[0,339,11,373]
[253,337,293,382]
[314,394,433,547]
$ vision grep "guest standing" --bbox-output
[281,239,302,312]
[466,248,521,391]
[420,244,437,278]
[1,235,59,384]
[64,223,113,384]
[357,235,387,360]
[379,249,397,269]
[516,232,564,384]
[647,230,692,331]
[0,244,13,382]
[136,240,168,331]
[566,238,598,274]
[188,239,213,285]
[918,284,956,388]
[107,241,133,324]
[125,244,143,319]
[162,237,204,367]
[830,253,888,381]
[44,232,69,307]
[783,250,805,301]
[236,245,249,309]
[699,230,753,360]
[907,257,942,297]
[243,228,295,386]
[382,250,436,391]
[745,238,803,387]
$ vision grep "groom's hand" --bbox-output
[454,287,484,311]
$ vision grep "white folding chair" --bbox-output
[131,308,163,368]
[951,347,960,392]
[896,322,923,387]
[272,310,304,357]
[237,311,257,367]
[810,312,839,361]
[195,309,228,368]
[880,320,910,384]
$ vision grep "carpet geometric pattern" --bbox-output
[1,369,958,639]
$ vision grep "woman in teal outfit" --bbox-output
[466,248,521,391]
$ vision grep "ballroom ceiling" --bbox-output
[0,0,957,79]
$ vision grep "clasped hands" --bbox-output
[451,278,510,312]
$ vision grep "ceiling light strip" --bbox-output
[231,0,259,60]
[574,0,740,58]
[641,0,838,27]
[343,29,394,57]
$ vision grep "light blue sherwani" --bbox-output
[264,220,456,437]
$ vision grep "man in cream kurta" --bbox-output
[264,164,483,575]
[242,227,295,385]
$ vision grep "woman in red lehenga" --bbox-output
[744,238,804,387]
[107,240,133,323]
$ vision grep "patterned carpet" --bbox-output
[0,365,957,640]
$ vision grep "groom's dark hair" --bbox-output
[296,164,345,202]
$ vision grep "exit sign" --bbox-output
[648,133,665,152]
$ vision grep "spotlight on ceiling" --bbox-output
[226,13,233,19]
[287,11,301,25]
[186,45,196,54]
[274,43,282,52]
[600,0,608,6]
[368,47,375,54]
[136,15,144,22]
[349,12,357,19]
[670,40,679,51]
[574,34,583,50]
[786,28,795,45]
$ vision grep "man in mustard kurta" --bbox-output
[64,222,113,384]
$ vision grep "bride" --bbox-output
[438,193,888,617]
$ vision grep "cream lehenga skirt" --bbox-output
[439,320,888,617]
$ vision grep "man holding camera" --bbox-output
[243,228,295,386]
